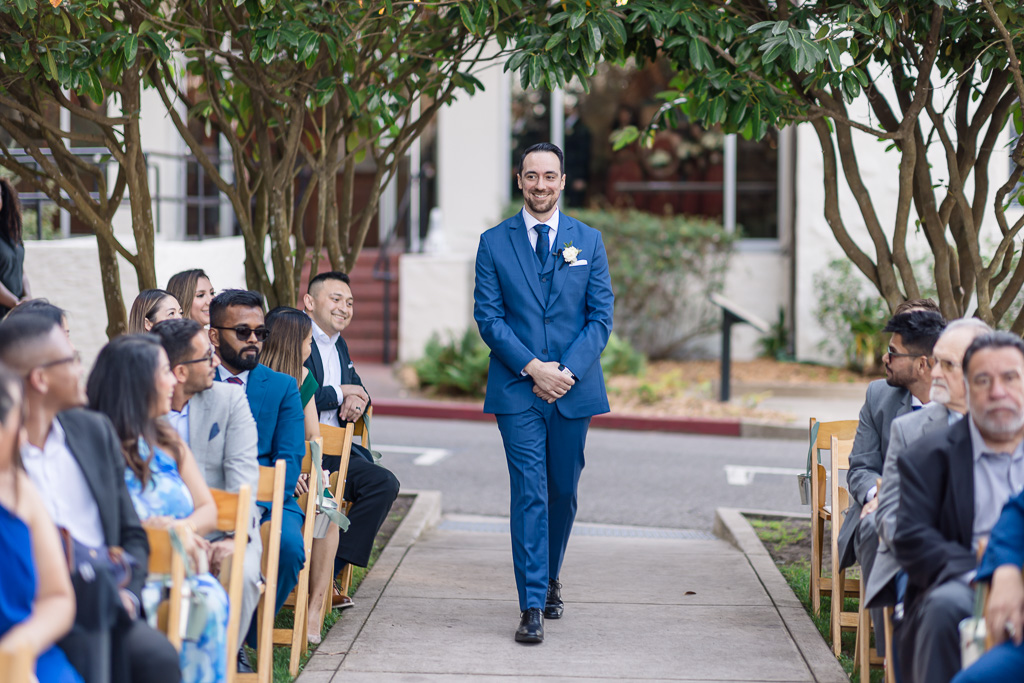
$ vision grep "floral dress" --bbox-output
[125,441,229,683]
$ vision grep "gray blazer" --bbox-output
[188,382,259,494]
[865,402,953,608]
[836,379,913,568]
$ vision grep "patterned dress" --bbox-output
[125,441,229,683]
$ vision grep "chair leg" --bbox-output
[884,607,896,683]
[831,569,843,656]
[858,585,870,683]
[811,515,823,614]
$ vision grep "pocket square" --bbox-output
[569,259,588,267]
[208,423,220,440]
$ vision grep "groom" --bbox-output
[474,142,614,644]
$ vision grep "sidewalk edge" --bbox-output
[714,507,848,683]
[297,489,442,681]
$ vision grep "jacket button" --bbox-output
[542,348,548,354]
[541,277,549,283]
[544,318,551,324]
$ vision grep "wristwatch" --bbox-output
[557,364,578,381]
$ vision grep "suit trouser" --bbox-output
[496,398,590,611]
[246,506,305,647]
[854,511,885,655]
[332,456,401,568]
[60,615,181,683]
[897,579,972,683]
[952,639,1024,682]
[237,524,263,643]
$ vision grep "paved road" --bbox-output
[372,416,807,531]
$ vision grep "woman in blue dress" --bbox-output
[0,363,83,682]
[87,335,229,683]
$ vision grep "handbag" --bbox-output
[798,421,820,505]
[59,527,138,630]
[307,438,350,538]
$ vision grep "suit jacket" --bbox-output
[865,402,952,608]
[473,211,614,418]
[216,364,305,515]
[56,408,149,602]
[892,417,976,615]
[304,335,374,464]
[187,382,259,494]
[837,379,913,568]
[977,488,1024,582]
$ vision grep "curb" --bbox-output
[297,489,443,682]
[714,507,848,683]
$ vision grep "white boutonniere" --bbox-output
[561,242,581,265]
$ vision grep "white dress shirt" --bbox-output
[22,420,105,548]
[522,206,560,253]
[311,319,345,427]
[167,402,190,446]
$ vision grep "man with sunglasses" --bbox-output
[152,318,263,671]
[208,290,306,646]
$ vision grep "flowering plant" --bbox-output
[561,242,581,265]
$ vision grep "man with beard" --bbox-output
[836,309,946,577]
[474,142,614,644]
[209,290,306,630]
[894,332,1024,683]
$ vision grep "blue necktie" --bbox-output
[535,224,550,263]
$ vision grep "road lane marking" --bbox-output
[376,444,452,466]
[724,465,805,486]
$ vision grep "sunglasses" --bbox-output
[213,325,270,342]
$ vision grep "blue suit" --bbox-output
[953,489,1024,683]
[217,364,306,618]
[474,210,613,610]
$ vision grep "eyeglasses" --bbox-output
[933,358,961,373]
[212,325,269,342]
[178,347,215,366]
[36,351,81,370]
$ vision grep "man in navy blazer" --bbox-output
[208,290,306,625]
[474,142,614,644]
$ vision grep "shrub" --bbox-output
[814,258,889,372]
[572,208,735,359]
[601,331,646,377]
[413,329,489,397]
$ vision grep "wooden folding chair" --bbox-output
[144,524,188,652]
[809,417,860,614]
[316,420,357,631]
[237,460,287,683]
[331,410,371,601]
[209,485,252,683]
[275,437,324,675]
[0,644,34,683]
[882,606,896,683]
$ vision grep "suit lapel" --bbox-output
[246,365,269,422]
[308,342,325,385]
[948,420,975,545]
[335,337,351,384]
[187,393,208,466]
[508,215,544,305]
[548,217,576,307]
[57,414,112,540]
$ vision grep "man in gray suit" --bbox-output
[866,318,992,611]
[837,309,946,573]
[153,318,262,673]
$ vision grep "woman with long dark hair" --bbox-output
[167,269,215,327]
[0,363,82,682]
[87,335,228,683]
[0,178,31,318]
[127,289,182,334]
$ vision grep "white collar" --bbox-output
[521,206,560,234]
[218,366,250,385]
[22,419,66,459]
[310,318,340,346]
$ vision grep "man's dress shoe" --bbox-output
[237,647,254,673]
[544,578,563,619]
[515,608,544,644]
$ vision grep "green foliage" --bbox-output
[414,329,490,398]
[814,259,889,372]
[572,208,735,359]
[601,332,646,377]
[758,307,792,361]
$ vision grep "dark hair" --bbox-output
[128,289,179,335]
[308,271,351,296]
[209,289,263,328]
[166,269,211,322]
[894,298,941,316]
[151,318,204,367]
[5,299,66,328]
[86,334,183,486]
[262,307,312,385]
[0,313,60,371]
[962,332,1024,376]
[883,310,946,356]
[0,178,23,245]
[518,142,565,175]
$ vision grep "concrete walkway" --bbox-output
[298,505,846,682]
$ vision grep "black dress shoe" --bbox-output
[237,647,254,673]
[544,578,563,619]
[515,607,544,643]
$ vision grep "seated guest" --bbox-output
[152,318,262,673]
[893,332,1024,683]
[128,290,182,334]
[952,488,1024,682]
[0,313,180,683]
[6,298,71,340]
[0,363,83,683]
[208,291,305,625]
[167,270,215,328]
[263,306,338,643]
[868,318,992,610]
[302,272,400,606]
[87,335,229,683]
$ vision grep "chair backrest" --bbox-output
[209,485,251,683]
[320,422,356,500]
[811,417,860,451]
[0,644,33,683]
[810,418,859,511]
[829,434,855,522]
[144,524,188,651]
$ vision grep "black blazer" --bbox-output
[56,408,150,601]
[304,334,374,464]
[892,416,975,611]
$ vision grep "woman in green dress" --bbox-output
[262,306,339,644]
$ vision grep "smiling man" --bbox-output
[473,142,614,644]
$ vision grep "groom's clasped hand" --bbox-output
[525,358,575,403]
